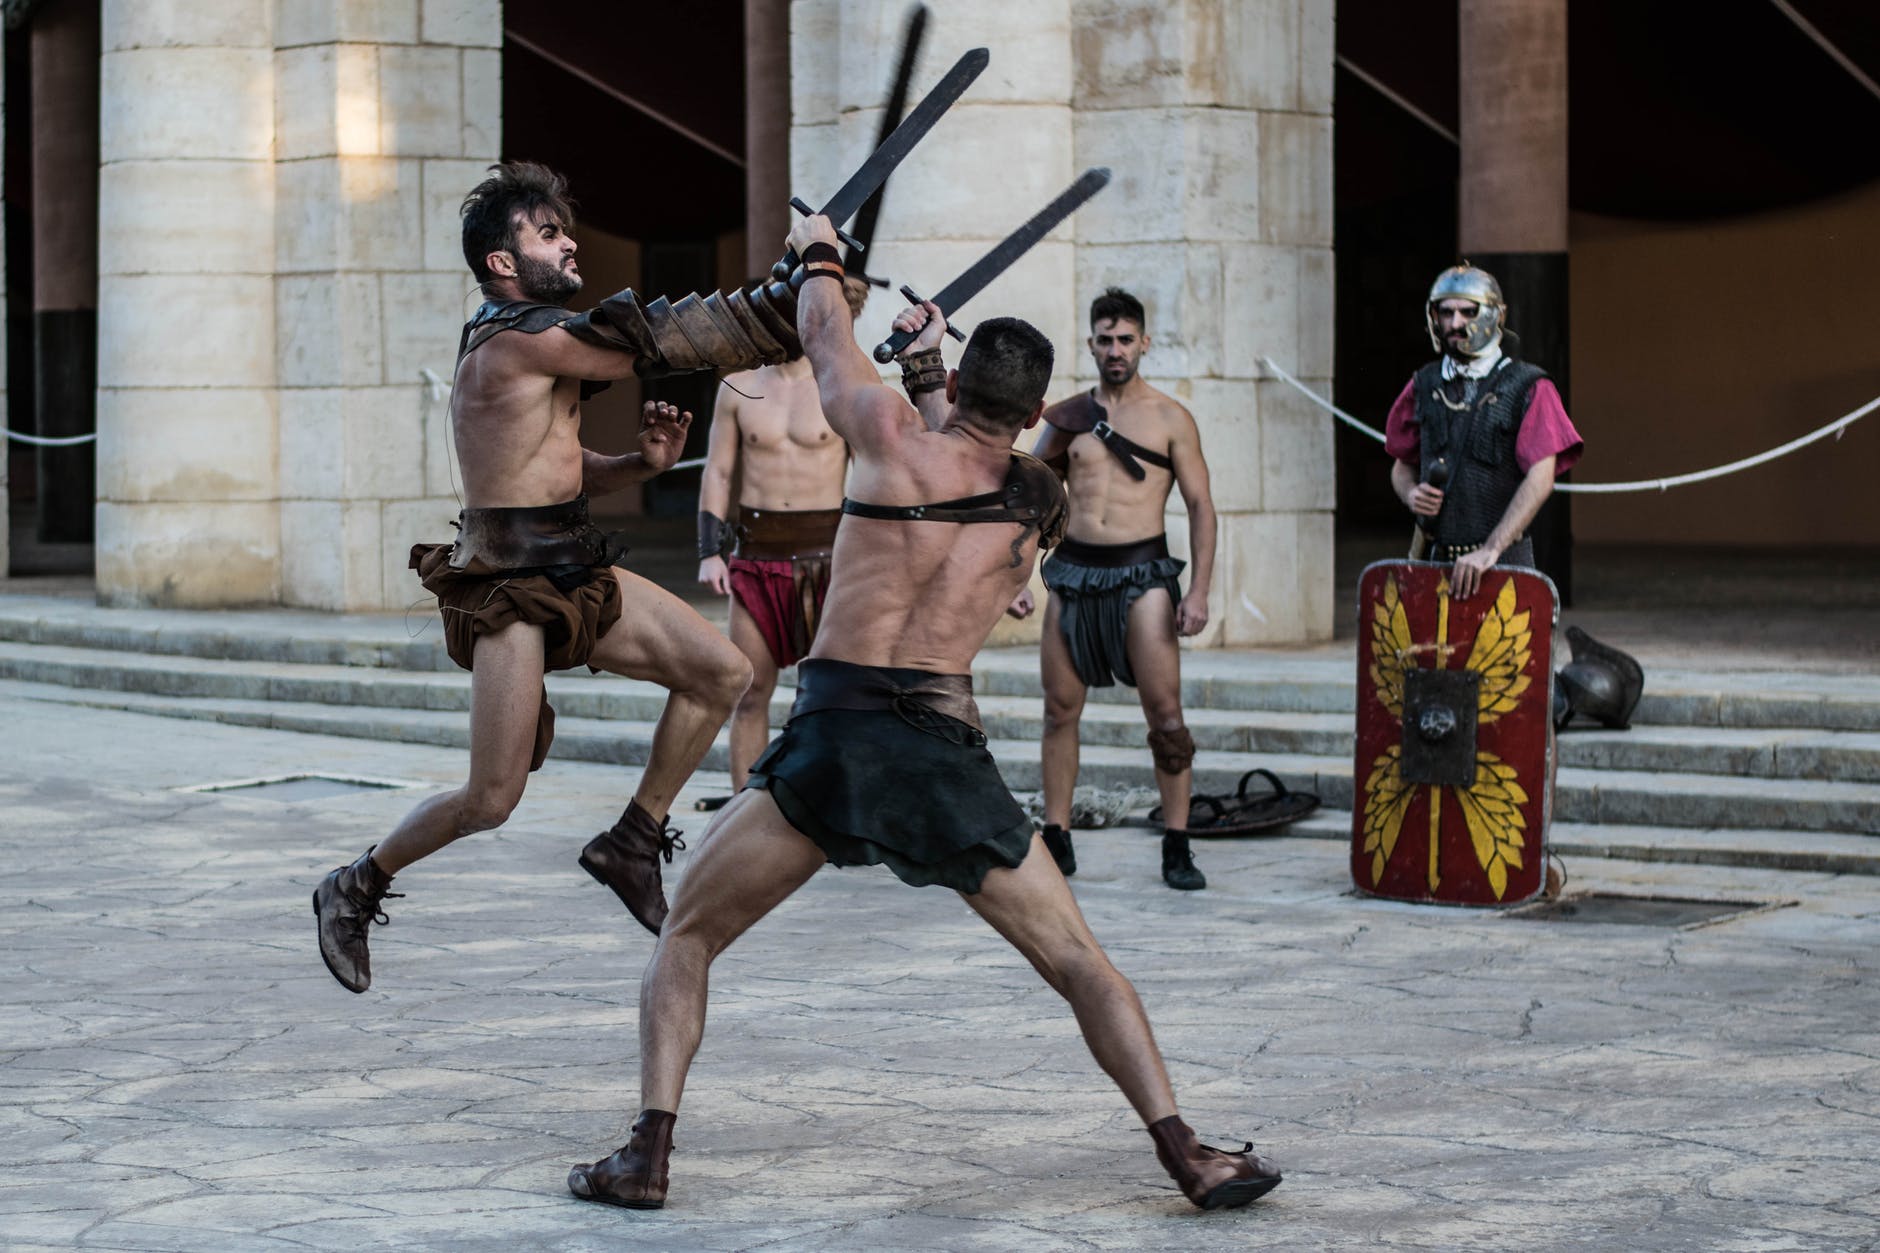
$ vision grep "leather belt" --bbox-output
[1051,533,1170,568]
[733,506,843,562]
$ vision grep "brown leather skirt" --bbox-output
[409,541,622,771]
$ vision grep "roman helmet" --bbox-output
[1426,264,1506,359]
[1554,626,1646,731]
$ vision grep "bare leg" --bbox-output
[373,621,545,875]
[1039,592,1088,831]
[725,595,780,789]
[962,838,1179,1125]
[1126,588,1190,832]
[639,789,827,1112]
[588,568,753,819]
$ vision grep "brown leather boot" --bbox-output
[1147,1114,1282,1209]
[580,799,684,936]
[312,847,403,994]
[568,1109,677,1210]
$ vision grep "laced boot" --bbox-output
[580,799,685,936]
[568,1109,677,1209]
[1147,1114,1282,1209]
[1161,829,1206,891]
[312,847,403,993]
[1041,823,1077,877]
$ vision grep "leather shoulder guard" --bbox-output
[457,300,581,363]
[1042,389,1103,434]
[1008,451,1069,552]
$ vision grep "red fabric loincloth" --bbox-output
[727,555,830,669]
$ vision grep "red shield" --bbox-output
[1351,561,1558,906]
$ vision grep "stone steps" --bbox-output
[4,641,1876,784]
[13,675,1879,838]
[4,598,1877,731]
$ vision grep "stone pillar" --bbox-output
[95,0,279,605]
[792,0,1076,645]
[30,0,99,544]
[745,0,789,277]
[1458,0,1571,600]
[794,1,1077,361]
[274,0,501,609]
[1072,0,1335,645]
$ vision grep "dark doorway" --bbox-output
[499,1,747,567]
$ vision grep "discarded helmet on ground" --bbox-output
[1554,626,1645,731]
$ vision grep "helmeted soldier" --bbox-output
[1385,264,1584,600]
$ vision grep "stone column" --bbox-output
[745,0,789,277]
[794,0,1078,361]
[1458,0,1571,600]
[1072,0,1335,645]
[274,0,500,609]
[30,0,99,544]
[792,0,1076,645]
[95,0,279,605]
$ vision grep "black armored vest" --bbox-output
[1413,357,1547,550]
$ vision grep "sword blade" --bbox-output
[846,4,929,273]
[873,167,1112,363]
[775,45,987,281]
[819,44,986,226]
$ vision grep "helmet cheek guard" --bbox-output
[1425,264,1507,359]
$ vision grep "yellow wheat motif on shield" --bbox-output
[1361,575,1533,899]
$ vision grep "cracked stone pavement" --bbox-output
[2,682,1878,1251]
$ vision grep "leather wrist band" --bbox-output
[900,347,948,397]
[801,241,841,267]
[801,265,844,283]
[697,511,727,561]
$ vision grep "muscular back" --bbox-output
[814,425,1040,675]
[1040,385,1189,543]
[719,363,848,511]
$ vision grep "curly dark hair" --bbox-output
[460,162,576,284]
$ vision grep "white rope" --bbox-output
[3,429,96,446]
[1259,356,1877,495]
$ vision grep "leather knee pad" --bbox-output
[1147,725,1195,774]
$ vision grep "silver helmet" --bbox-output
[1425,264,1505,358]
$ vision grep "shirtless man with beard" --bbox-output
[1011,288,1219,891]
[313,162,806,992]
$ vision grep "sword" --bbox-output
[772,45,989,282]
[872,167,1112,363]
[845,4,929,279]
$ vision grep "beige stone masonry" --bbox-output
[91,0,499,609]
[95,0,279,606]
[786,0,1335,644]
[1073,0,1334,645]
[271,0,500,610]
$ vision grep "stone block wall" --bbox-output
[274,0,499,610]
[791,0,1335,645]
[96,0,279,606]
[93,0,500,609]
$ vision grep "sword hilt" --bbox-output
[773,197,866,281]
[873,284,966,362]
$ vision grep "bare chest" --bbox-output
[740,390,837,454]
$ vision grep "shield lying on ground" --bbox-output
[1351,561,1559,906]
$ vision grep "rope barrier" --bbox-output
[1259,356,1877,495]
[2,429,96,446]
